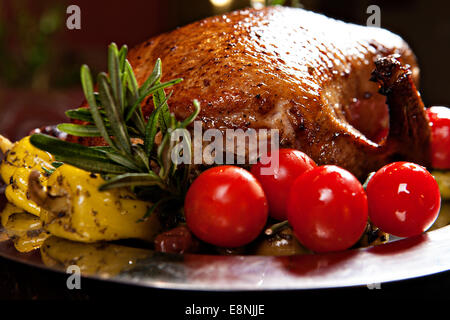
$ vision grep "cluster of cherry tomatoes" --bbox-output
[184,107,449,253]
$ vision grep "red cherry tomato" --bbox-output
[184,165,268,248]
[251,149,316,220]
[366,162,441,237]
[287,165,368,253]
[427,107,450,169]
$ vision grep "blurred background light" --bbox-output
[250,0,265,9]
[209,0,233,8]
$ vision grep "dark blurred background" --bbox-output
[0,0,449,140]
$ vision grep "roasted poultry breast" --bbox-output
[75,6,430,179]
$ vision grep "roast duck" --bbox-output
[70,6,431,179]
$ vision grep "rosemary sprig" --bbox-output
[30,43,200,222]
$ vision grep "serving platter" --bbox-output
[0,222,449,291]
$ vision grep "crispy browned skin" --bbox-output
[75,6,429,178]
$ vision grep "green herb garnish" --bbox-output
[30,43,200,222]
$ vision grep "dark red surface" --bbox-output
[0,88,83,141]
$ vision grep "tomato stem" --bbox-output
[362,171,376,190]
[265,220,290,236]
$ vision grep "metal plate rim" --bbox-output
[1,225,449,291]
